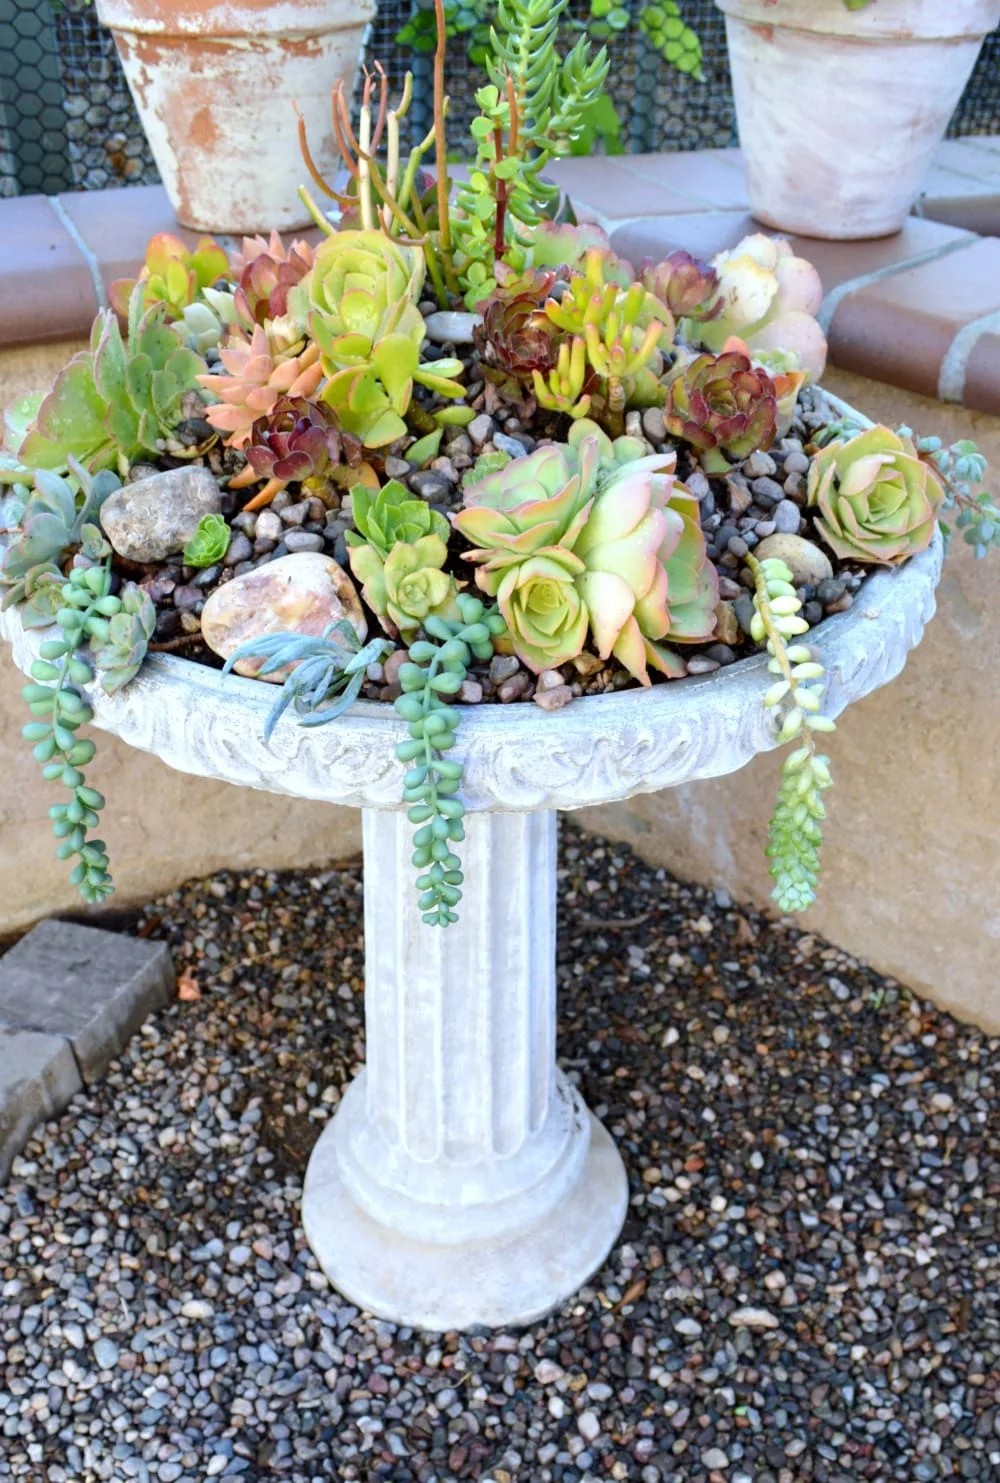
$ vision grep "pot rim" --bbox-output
[713,0,1000,43]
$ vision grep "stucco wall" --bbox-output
[584,370,1000,1032]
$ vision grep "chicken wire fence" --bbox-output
[1,0,998,199]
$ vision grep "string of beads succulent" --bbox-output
[748,555,836,912]
[395,595,507,924]
[21,563,154,903]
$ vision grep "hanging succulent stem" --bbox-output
[747,554,836,913]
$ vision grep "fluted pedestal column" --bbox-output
[302,808,629,1329]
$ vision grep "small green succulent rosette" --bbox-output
[807,426,945,566]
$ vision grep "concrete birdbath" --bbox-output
[0,530,942,1330]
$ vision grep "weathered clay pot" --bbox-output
[715,0,1000,239]
[95,0,376,233]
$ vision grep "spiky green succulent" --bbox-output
[540,250,674,414]
[347,479,451,559]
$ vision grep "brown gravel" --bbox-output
[0,820,997,1483]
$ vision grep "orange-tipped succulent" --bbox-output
[109,232,230,321]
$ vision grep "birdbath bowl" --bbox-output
[0,529,942,1329]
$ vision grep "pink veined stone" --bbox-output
[200,552,367,681]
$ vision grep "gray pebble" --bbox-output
[733,594,756,636]
[408,471,453,501]
[744,450,777,478]
[280,501,311,527]
[641,407,667,443]
[467,414,495,448]
[255,510,283,543]
[773,499,801,534]
[283,530,325,553]
[750,476,785,508]
[93,1338,119,1370]
[489,654,520,684]
[225,533,253,566]
[493,432,527,459]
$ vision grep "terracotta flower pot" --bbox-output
[715,0,1000,239]
[95,0,376,234]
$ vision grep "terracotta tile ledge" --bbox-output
[2,140,1000,416]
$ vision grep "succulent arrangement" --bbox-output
[1,0,996,927]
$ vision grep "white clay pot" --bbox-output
[95,0,376,233]
[715,0,1000,239]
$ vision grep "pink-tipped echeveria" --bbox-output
[806,425,944,565]
[454,425,717,682]
[198,325,324,449]
[664,351,778,475]
[287,231,464,448]
[687,233,828,383]
[233,235,315,330]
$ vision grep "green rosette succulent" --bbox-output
[348,532,461,637]
[289,231,464,447]
[664,350,778,475]
[806,426,944,566]
[346,479,450,559]
[455,430,716,682]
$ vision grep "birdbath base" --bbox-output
[303,1109,626,1330]
[301,807,629,1330]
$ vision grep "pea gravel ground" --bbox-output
[1,822,997,1483]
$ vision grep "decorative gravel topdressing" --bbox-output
[1,824,996,1482]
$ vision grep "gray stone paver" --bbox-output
[0,1026,82,1180]
[0,919,174,1181]
[0,918,174,1083]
